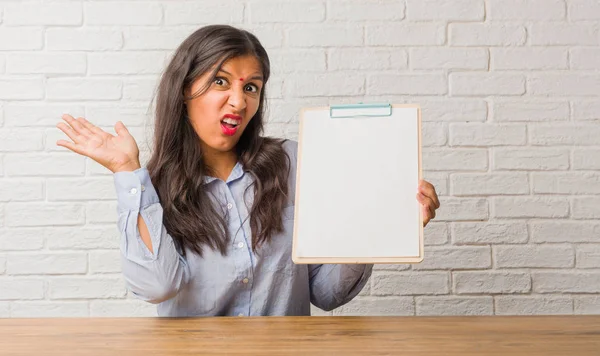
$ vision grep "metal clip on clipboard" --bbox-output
[329,102,393,118]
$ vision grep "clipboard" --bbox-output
[291,103,424,264]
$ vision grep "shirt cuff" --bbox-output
[113,167,160,212]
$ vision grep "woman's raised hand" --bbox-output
[56,114,141,173]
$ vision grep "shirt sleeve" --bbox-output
[308,263,374,311]
[113,167,190,304]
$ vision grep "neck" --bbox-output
[203,147,238,181]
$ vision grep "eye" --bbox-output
[214,77,229,86]
[245,83,259,93]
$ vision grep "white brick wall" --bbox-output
[0,0,598,318]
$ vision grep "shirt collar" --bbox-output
[202,161,245,185]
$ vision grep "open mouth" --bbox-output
[220,116,241,136]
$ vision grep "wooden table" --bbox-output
[0,316,599,355]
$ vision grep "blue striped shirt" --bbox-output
[113,140,373,316]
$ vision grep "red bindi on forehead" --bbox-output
[239,78,244,81]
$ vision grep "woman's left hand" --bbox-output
[417,179,440,227]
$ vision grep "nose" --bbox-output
[227,86,247,112]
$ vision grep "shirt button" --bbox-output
[242,278,249,284]
[238,313,244,317]
[237,242,244,249]
[129,188,137,195]
[227,203,233,210]
[141,185,146,192]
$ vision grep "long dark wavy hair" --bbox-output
[146,25,290,257]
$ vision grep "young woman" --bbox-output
[56,25,440,316]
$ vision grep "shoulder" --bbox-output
[281,139,298,162]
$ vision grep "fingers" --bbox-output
[79,116,109,137]
[56,139,84,155]
[61,114,93,139]
[419,179,440,209]
[417,192,437,227]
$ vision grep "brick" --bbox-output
[0,180,43,202]
[576,245,600,268]
[529,74,600,96]
[4,104,85,127]
[373,264,410,272]
[0,228,45,251]
[89,250,121,274]
[410,48,488,70]
[85,2,161,25]
[573,149,600,170]
[333,297,414,316]
[0,129,44,152]
[47,79,122,101]
[329,1,405,21]
[49,276,126,299]
[407,0,483,21]
[367,24,445,46]
[288,73,364,97]
[0,303,8,317]
[492,100,569,122]
[572,198,600,219]
[0,256,5,274]
[7,53,86,75]
[491,48,568,70]
[530,24,598,45]
[493,148,569,171]
[86,201,118,224]
[495,296,573,315]
[424,222,449,245]
[451,173,529,196]
[5,203,84,227]
[89,52,167,75]
[412,246,491,270]
[4,154,85,176]
[573,101,600,121]
[47,178,117,201]
[420,100,487,122]
[85,104,148,127]
[570,48,600,70]
[90,300,157,317]
[569,0,600,20]
[531,124,600,145]
[450,73,525,96]
[450,24,526,46]
[435,198,488,221]
[268,49,326,73]
[0,279,45,300]
[123,27,196,50]
[45,226,119,250]
[5,2,82,25]
[533,272,600,293]
[328,49,399,71]
[164,1,243,24]
[372,272,449,296]
[46,29,122,51]
[11,301,89,317]
[488,0,565,20]
[423,149,488,171]
[450,123,526,146]
[494,196,570,219]
[123,78,161,102]
[289,25,363,47]
[368,74,447,95]
[250,2,324,22]
[530,221,600,243]
[495,245,574,268]
[0,28,43,50]
[454,272,531,294]
[452,222,528,245]
[575,296,600,314]
[416,296,493,316]
[533,172,600,194]
[7,253,87,275]
[422,123,447,147]
[0,78,44,100]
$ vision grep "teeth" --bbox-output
[222,118,240,126]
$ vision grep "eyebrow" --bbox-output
[218,69,263,82]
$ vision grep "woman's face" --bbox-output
[184,55,264,154]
